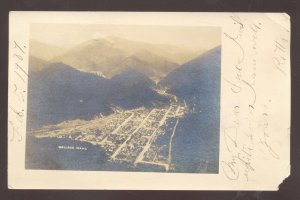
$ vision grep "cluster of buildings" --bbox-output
[32,102,187,171]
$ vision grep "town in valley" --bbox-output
[30,94,188,171]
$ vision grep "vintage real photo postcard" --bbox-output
[8,12,290,190]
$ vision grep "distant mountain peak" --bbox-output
[29,40,69,61]
[42,36,207,81]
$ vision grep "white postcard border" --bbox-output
[8,12,290,190]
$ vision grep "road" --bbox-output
[134,106,181,171]
[110,109,156,160]
[134,105,173,166]
[168,118,179,167]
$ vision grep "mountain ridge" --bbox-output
[30,36,202,81]
[159,45,221,110]
[27,63,168,129]
[29,39,69,61]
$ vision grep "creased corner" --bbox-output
[264,13,290,32]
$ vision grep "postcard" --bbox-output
[8,12,290,190]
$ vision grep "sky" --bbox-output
[30,24,221,52]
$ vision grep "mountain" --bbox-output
[104,36,196,64]
[159,46,221,110]
[28,56,48,72]
[27,63,167,129]
[110,69,168,109]
[27,63,111,129]
[29,40,68,61]
[159,46,221,173]
[50,37,196,80]
[27,46,222,173]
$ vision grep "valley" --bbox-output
[30,94,187,171]
[26,35,221,173]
